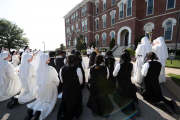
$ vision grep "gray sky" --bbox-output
[0,0,82,51]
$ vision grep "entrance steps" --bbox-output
[113,46,128,57]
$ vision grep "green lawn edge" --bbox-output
[167,73,180,87]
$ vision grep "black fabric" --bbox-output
[75,58,85,89]
[57,66,82,120]
[48,58,56,69]
[87,65,114,116]
[113,62,138,116]
[105,58,116,92]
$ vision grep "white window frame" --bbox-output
[102,14,107,28]
[162,18,177,41]
[95,17,99,30]
[110,30,115,40]
[95,34,99,46]
[110,10,116,26]
[146,0,154,16]
[126,0,133,17]
[166,0,176,10]
[102,0,106,10]
[102,32,107,46]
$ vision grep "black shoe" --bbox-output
[72,117,78,120]
[31,111,41,120]
[24,109,33,120]
[134,102,141,117]
[158,101,173,115]
[7,98,18,109]
[170,100,180,115]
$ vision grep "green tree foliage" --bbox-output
[60,44,65,50]
[110,38,115,50]
[75,35,86,52]
[90,42,95,48]
[0,19,29,51]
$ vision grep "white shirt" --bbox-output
[55,56,67,65]
[59,67,83,84]
[141,60,158,77]
[87,49,91,54]
[113,63,134,77]
[90,47,94,53]
[88,64,109,79]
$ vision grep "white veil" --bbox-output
[0,52,8,88]
[34,51,43,70]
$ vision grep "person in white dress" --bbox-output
[0,52,21,102]
[87,46,91,58]
[7,54,37,109]
[12,51,20,67]
[134,37,152,84]
[90,45,94,53]
[25,54,59,120]
[152,37,168,83]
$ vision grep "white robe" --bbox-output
[27,66,59,120]
[15,63,37,104]
[0,60,21,102]
[152,46,166,83]
[12,55,20,67]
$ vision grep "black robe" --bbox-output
[113,62,138,116]
[87,65,114,116]
[57,66,82,120]
[48,58,56,69]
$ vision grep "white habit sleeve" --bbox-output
[81,60,86,70]
[113,63,120,77]
[106,67,109,79]
[88,68,91,79]
[141,63,150,76]
[59,68,63,83]
[77,68,83,84]
[86,59,90,69]
[64,58,67,65]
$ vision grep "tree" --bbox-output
[0,19,29,51]
[75,35,87,52]
[110,38,115,50]
[60,44,65,50]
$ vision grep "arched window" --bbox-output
[95,17,99,30]
[95,34,99,46]
[73,38,77,46]
[110,10,116,26]
[162,18,177,41]
[110,30,115,40]
[102,33,107,46]
[143,22,154,39]
[102,14,107,28]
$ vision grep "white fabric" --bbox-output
[34,51,43,70]
[27,64,59,120]
[0,52,8,88]
[81,60,86,70]
[87,49,91,54]
[0,60,21,102]
[90,47,94,53]
[12,55,19,67]
[87,59,90,69]
[113,63,134,77]
[59,67,83,84]
[134,37,152,84]
[153,37,168,66]
[15,63,37,104]
[88,64,109,79]
[19,54,33,87]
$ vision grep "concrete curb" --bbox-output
[163,76,180,100]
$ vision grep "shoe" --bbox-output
[7,98,18,109]
[72,117,78,120]
[31,111,41,120]
[158,101,173,115]
[134,102,141,117]
[171,100,180,115]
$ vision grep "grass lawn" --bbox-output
[165,59,180,69]
[167,73,180,87]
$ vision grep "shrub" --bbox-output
[127,48,135,57]
[81,50,87,55]
[100,48,108,52]
[110,38,115,50]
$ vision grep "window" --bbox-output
[67,41,69,47]
[164,21,173,40]
[111,32,115,40]
[73,38,77,46]
[119,3,124,19]
[147,0,153,15]
[76,24,78,31]
[82,7,84,17]
[85,37,87,45]
[167,0,175,9]
[112,0,116,6]
[103,0,106,10]
[144,22,154,40]
[69,41,70,46]
[103,18,106,28]
[96,3,99,13]
[85,20,87,31]
[85,6,87,15]
[110,10,116,26]
[82,21,84,32]
[95,18,99,30]
[74,14,76,21]
[71,26,74,32]
[76,11,78,20]
[68,18,69,25]
[71,16,73,23]
[127,0,132,16]
[102,33,106,46]
[95,35,99,46]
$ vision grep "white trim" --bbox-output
[166,0,176,10]
[95,17,99,21]
[96,26,115,33]
[117,26,132,47]
[126,0,133,17]
[101,32,107,38]
[110,10,116,15]
[118,3,124,19]
[96,7,116,17]
[102,14,107,19]
[102,32,107,46]
[146,0,154,16]
[109,30,116,36]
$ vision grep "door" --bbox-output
[125,32,129,46]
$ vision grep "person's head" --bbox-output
[74,51,81,58]
[106,51,113,58]
[17,52,20,56]
[144,52,159,62]
[95,55,104,69]
[57,50,64,56]
[5,48,8,51]
[13,51,17,55]
[123,49,129,53]
[120,52,131,63]
[67,55,76,66]
[71,49,75,54]
[24,46,29,51]
[49,51,55,58]
[141,37,150,45]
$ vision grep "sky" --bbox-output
[0,0,82,51]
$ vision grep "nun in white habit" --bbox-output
[0,52,21,102]
[25,54,59,120]
[12,52,20,67]
[34,51,43,70]
[134,37,152,84]
[152,37,168,83]
[7,54,37,109]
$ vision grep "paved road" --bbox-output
[0,57,180,120]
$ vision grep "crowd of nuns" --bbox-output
[0,40,180,120]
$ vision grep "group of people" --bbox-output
[0,36,179,120]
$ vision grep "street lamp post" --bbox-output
[43,42,45,53]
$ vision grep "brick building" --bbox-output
[64,0,180,50]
